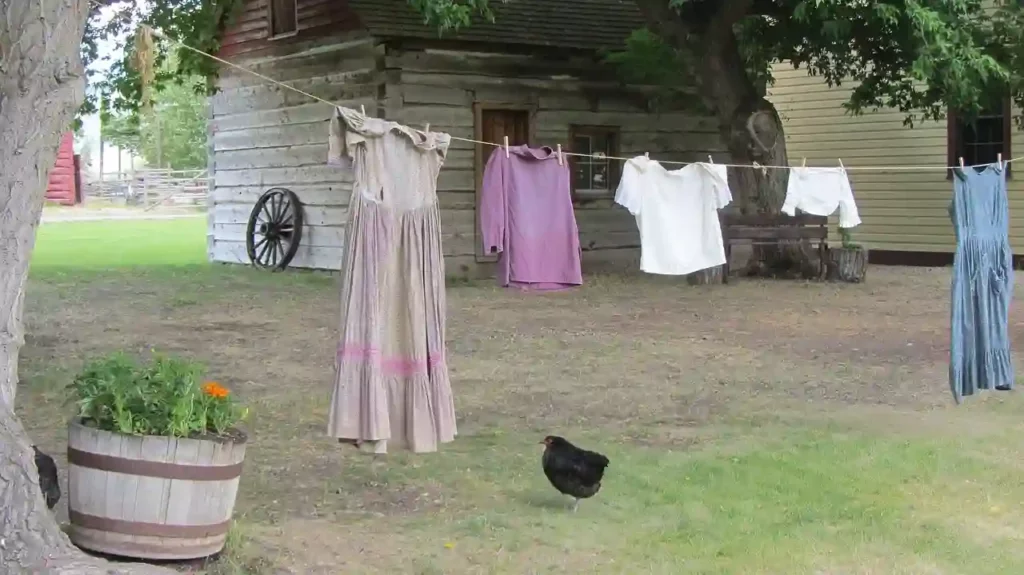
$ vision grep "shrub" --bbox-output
[840,227,861,249]
[67,352,248,438]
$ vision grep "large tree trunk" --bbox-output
[721,82,815,279]
[635,0,814,280]
[0,1,176,573]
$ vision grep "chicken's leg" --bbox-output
[571,498,579,513]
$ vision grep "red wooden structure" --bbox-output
[45,132,82,205]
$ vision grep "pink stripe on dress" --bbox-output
[338,344,446,377]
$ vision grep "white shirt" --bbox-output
[782,166,862,228]
[615,157,732,275]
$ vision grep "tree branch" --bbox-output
[633,0,760,123]
[717,0,756,28]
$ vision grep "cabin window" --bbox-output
[269,0,298,37]
[947,97,1012,178]
[569,126,620,199]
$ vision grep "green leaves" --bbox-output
[406,0,499,32]
[100,52,209,170]
[83,0,1024,135]
[766,0,1013,125]
[604,29,694,95]
[586,1,1021,128]
[68,351,247,438]
[82,0,241,122]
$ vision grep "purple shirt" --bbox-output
[479,145,583,290]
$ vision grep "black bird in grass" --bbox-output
[540,435,609,512]
[33,445,61,510]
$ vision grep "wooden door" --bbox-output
[481,109,530,149]
[475,108,531,261]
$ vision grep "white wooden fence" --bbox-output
[86,168,209,209]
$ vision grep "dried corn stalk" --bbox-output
[132,25,157,112]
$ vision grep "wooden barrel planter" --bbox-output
[66,419,246,560]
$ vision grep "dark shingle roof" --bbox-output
[347,0,644,52]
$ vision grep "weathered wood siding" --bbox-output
[218,0,364,61]
[210,0,721,274]
[384,46,722,277]
[210,0,375,269]
[66,421,245,560]
[768,62,1024,255]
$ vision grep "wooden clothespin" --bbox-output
[959,157,965,169]
[556,144,564,166]
[424,123,430,133]
[998,152,1003,168]
[504,136,510,158]
[838,158,845,170]
[360,105,366,115]
[801,157,807,168]
[708,155,714,164]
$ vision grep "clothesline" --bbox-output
[147,24,1024,173]
[463,136,1024,172]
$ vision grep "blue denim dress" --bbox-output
[949,164,1014,403]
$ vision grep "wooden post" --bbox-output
[73,154,83,204]
[825,245,868,283]
[155,114,162,169]
[207,104,216,262]
[686,266,725,285]
[98,139,104,194]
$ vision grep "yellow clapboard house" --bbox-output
[768,63,1023,265]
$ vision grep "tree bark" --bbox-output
[0,1,176,573]
[634,0,804,280]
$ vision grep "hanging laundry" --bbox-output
[949,163,1014,403]
[781,166,861,228]
[480,145,583,290]
[325,106,457,453]
[614,156,732,275]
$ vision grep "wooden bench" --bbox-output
[719,213,829,283]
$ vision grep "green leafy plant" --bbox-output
[840,227,861,250]
[67,351,248,438]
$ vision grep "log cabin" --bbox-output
[208,0,722,277]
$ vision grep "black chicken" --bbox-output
[540,435,609,512]
[33,445,61,510]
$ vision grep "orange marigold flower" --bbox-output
[202,381,230,399]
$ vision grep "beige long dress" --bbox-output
[326,106,457,454]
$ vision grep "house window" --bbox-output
[569,126,619,199]
[947,97,1011,177]
[269,0,298,37]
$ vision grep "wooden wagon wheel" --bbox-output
[246,187,304,270]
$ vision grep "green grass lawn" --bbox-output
[320,424,1024,574]
[20,216,1024,574]
[32,216,208,270]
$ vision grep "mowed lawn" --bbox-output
[18,214,1024,574]
[32,216,208,269]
